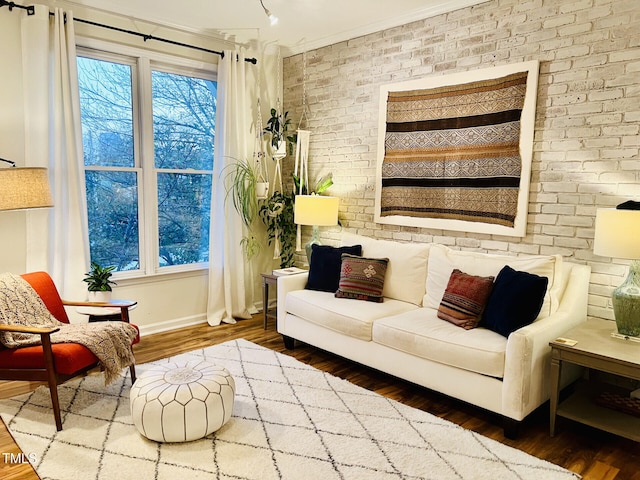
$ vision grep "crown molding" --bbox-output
[282,0,489,57]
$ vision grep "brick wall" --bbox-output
[282,0,639,320]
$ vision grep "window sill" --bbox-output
[112,266,208,287]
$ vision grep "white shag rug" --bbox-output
[0,339,579,480]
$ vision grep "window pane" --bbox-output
[152,71,216,171]
[78,57,134,168]
[85,171,140,271]
[158,173,211,266]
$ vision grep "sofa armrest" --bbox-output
[501,263,591,420]
[276,272,309,329]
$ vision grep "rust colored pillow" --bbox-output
[437,269,494,329]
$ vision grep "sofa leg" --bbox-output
[503,417,521,439]
[283,335,295,350]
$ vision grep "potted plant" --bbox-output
[264,108,292,159]
[224,158,262,260]
[83,262,117,302]
[259,190,296,268]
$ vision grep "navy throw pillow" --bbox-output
[482,265,549,338]
[306,244,362,293]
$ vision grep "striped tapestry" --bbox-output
[380,71,528,227]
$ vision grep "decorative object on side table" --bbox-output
[294,194,339,264]
[593,201,640,338]
[83,261,117,302]
[272,266,306,276]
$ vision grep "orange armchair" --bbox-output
[0,272,139,431]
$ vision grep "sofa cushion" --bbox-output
[437,269,494,329]
[306,244,362,292]
[341,233,431,306]
[373,308,508,378]
[482,266,549,337]
[424,244,562,319]
[285,289,418,341]
[335,254,388,303]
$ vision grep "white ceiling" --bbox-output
[66,0,488,56]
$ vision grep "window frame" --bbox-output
[77,40,217,280]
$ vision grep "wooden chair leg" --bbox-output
[47,376,63,431]
[41,335,63,431]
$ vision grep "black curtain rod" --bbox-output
[0,0,258,64]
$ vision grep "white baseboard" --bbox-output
[137,313,208,337]
[136,301,266,337]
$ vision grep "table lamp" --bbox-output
[593,205,640,338]
[0,157,54,211]
[294,194,339,264]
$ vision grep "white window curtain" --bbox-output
[21,6,89,300]
[207,49,257,326]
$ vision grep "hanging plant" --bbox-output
[224,158,259,227]
[259,190,296,268]
[264,108,291,149]
[223,158,262,260]
[263,108,293,160]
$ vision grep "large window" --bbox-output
[77,51,216,275]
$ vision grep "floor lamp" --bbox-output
[294,195,339,264]
[0,157,54,211]
[593,206,640,338]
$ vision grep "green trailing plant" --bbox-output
[224,158,259,227]
[240,235,261,261]
[259,190,296,268]
[83,262,117,292]
[223,158,262,260]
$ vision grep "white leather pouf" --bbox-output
[130,360,235,442]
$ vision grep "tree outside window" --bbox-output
[77,53,216,273]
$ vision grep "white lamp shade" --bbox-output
[593,208,640,259]
[294,195,339,226]
[0,167,54,211]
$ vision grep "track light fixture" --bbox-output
[259,0,278,26]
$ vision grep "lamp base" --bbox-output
[612,260,640,337]
[304,225,321,265]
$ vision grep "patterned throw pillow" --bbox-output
[437,269,494,329]
[335,254,389,303]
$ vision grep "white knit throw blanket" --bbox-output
[0,273,137,385]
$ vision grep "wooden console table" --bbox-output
[549,318,640,441]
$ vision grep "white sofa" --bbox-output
[277,233,591,436]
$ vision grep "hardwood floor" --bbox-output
[1,315,639,479]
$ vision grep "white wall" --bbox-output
[283,0,640,322]
[0,11,28,274]
[0,2,281,334]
